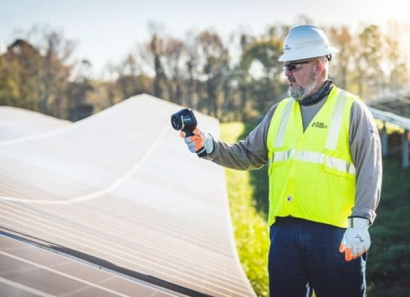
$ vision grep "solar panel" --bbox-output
[368,88,410,118]
[0,95,256,296]
[0,234,184,296]
[0,106,71,142]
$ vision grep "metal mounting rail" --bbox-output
[369,107,409,168]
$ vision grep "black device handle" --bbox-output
[182,127,195,137]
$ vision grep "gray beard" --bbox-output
[288,72,317,101]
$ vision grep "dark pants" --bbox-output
[268,217,366,297]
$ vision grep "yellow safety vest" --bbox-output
[266,87,356,228]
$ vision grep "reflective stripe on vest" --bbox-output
[273,149,356,175]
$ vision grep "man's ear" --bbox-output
[315,60,324,74]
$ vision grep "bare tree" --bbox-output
[328,26,355,90]
[383,21,410,92]
[184,30,201,110]
[163,37,186,104]
[145,21,168,100]
[355,25,383,98]
[34,26,77,117]
[194,29,230,117]
[240,35,284,115]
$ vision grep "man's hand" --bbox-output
[339,217,370,261]
[180,128,214,157]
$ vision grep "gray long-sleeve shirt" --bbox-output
[205,91,382,224]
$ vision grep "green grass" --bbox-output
[366,157,410,297]
[221,122,410,297]
[221,122,270,297]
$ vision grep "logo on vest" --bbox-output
[311,121,328,129]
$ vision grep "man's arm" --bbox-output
[204,105,278,171]
[339,98,382,261]
[349,99,383,224]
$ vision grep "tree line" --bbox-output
[1,20,409,122]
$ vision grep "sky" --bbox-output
[1,0,409,78]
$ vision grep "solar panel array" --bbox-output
[0,94,256,296]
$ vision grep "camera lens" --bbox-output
[170,108,197,135]
[171,115,183,130]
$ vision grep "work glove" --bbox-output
[339,217,370,261]
[180,128,214,157]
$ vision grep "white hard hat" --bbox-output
[278,25,339,62]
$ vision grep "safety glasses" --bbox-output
[283,60,318,73]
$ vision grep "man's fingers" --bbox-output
[340,243,355,261]
[179,127,210,156]
[180,129,201,138]
[186,133,204,151]
[340,218,371,262]
[195,141,203,151]
[189,135,200,141]
[345,248,352,261]
[340,245,367,261]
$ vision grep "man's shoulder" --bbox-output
[333,86,360,100]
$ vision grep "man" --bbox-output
[180,25,382,297]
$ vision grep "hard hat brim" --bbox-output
[278,47,339,62]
